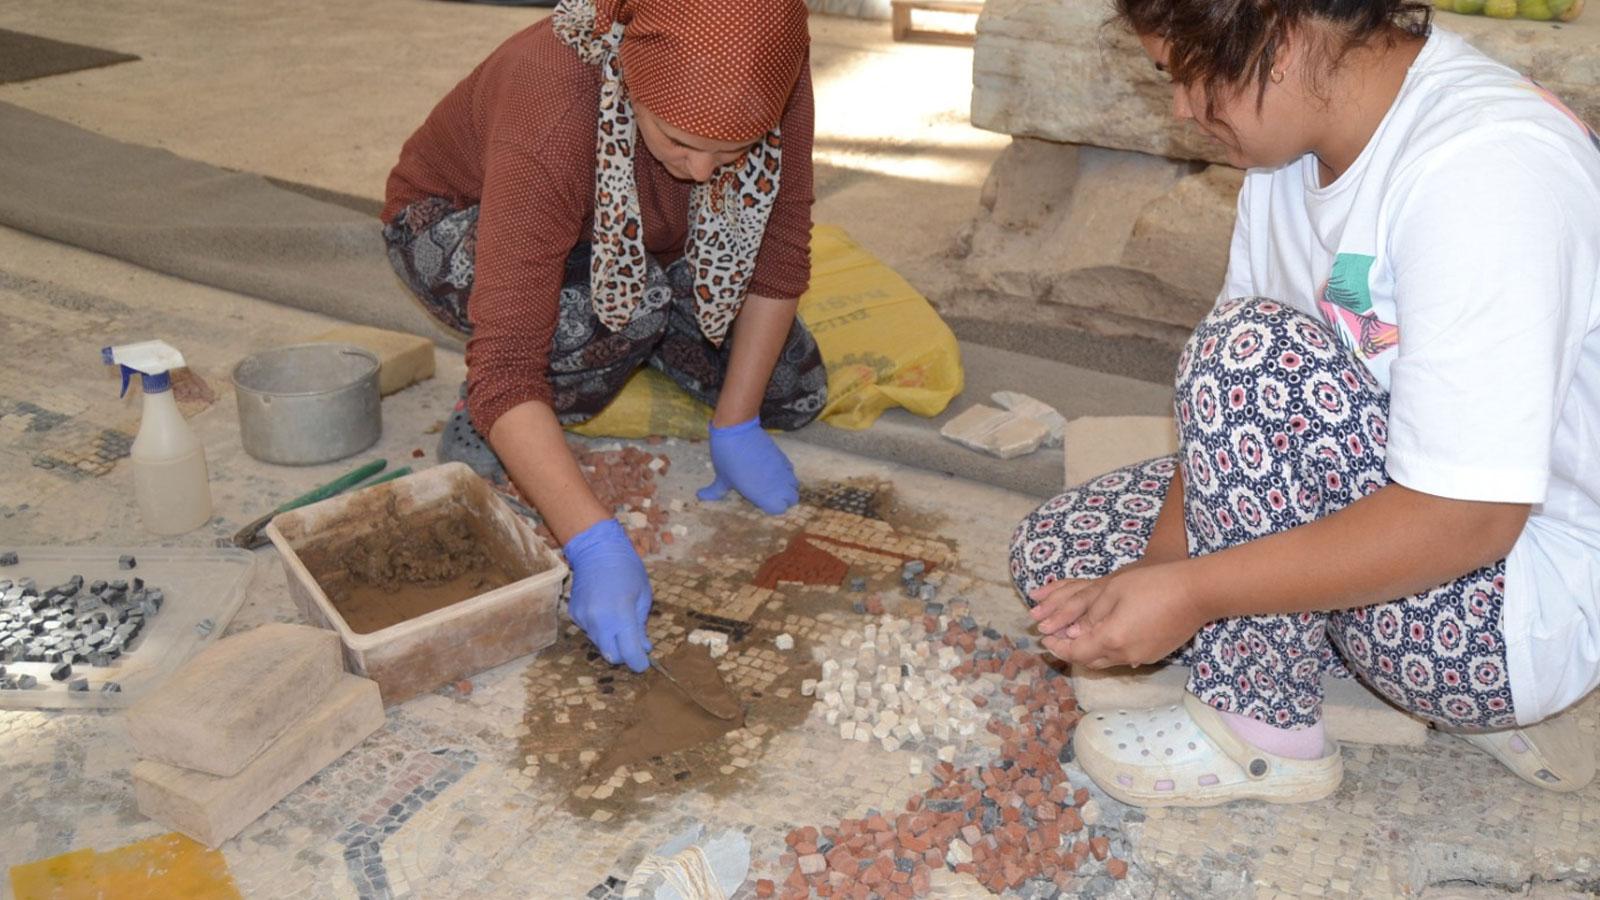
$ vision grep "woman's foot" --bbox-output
[1452,709,1596,793]
[1216,709,1328,760]
[438,387,510,485]
[438,386,539,520]
[1073,693,1343,807]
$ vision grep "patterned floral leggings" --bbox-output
[383,197,829,430]
[1010,298,1516,731]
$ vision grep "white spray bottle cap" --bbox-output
[102,340,186,398]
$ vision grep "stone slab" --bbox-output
[126,623,343,777]
[972,0,1600,165]
[303,323,436,397]
[1064,415,1177,488]
[133,673,385,848]
[1072,663,1430,747]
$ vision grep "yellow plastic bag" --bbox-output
[570,224,964,439]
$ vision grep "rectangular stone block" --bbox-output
[1072,663,1428,747]
[303,323,436,396]
[127,623,342,777]
[134,674,384,848]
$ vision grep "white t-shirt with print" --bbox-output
[1221,27,1600,724]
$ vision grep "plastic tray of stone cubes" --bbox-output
[0,547,256,710]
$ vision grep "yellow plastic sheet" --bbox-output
[570,224,964,439]
[10,832,242,900]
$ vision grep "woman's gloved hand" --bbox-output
[696,416,799,515]
[563,518,653,672]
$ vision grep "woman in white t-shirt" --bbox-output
[1010,0,1600,805]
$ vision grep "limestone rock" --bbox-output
[958,138,1224,345]
[973,0,1600,164]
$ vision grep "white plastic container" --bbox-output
[264,463,568,705]
[105,341,213,535]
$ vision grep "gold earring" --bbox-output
[1270,69,1286,84]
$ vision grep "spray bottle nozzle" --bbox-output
[104,341,185,398]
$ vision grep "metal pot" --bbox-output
[233,343,381,465]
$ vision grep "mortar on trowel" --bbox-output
[264,463,568,704]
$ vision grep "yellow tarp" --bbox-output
[10,833,242,900]
[570,224,964,439]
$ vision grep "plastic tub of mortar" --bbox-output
[263,462,568,705]
[232,343,381,465]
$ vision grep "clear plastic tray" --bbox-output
[0,546,256,710]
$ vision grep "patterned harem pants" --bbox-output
[1010,298,1516,731]
[383,197,829,430]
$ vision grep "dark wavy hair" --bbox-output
[1113,0,1432,119]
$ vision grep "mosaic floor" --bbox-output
[3,229,1599,899]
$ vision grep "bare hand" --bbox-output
[1026,563,1206,669]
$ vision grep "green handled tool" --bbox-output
[232,460,413,550]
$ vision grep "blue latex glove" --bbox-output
[563,518,653,672]
[696,416,800,515]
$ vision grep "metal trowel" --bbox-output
[650,655,743,722]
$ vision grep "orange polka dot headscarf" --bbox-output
[616,0,809,142]
[554,0,809,345]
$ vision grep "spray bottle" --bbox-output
[103,341,213,535]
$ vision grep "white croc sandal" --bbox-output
[1455,710,1597,793]
[1074,692,1344,808]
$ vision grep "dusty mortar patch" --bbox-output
[593,643,744,774]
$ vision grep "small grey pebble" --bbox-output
[68,678,88,692]
[101,682,122,693]
[118,555,137,570]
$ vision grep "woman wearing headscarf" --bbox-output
[381,0,827,674]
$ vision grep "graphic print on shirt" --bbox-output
[1316,252,1400,362]
[1523,80,1600,154]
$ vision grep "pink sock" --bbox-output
[1218,709,1327,760]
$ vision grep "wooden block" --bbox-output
[127,624,343,777]
[134,674,385,848]
[889,0,981,46]
[303,324,436,396]
[1063,415,1179,488]
[1071,663,1429,747]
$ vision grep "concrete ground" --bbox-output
[0,0,1001,304]
[0,3,1597,899]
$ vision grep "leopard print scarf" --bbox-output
[553,0,783,347]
